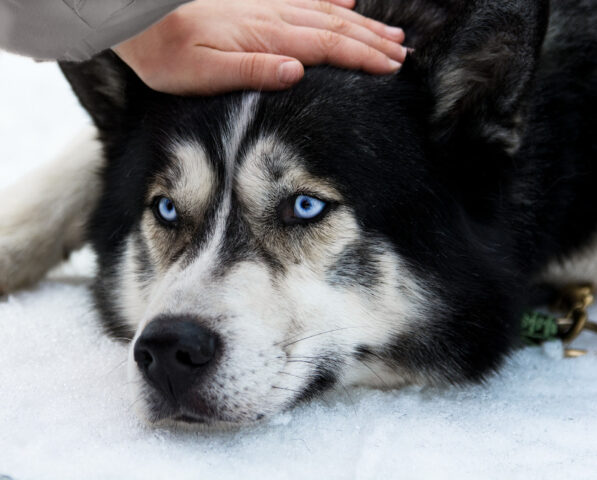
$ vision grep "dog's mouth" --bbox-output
[152,400,228,427]
[146,392,263,428]
[154,407,232,428]
[174,414,207,425]
[164,411,264,430]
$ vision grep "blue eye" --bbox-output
[156,197,178,223]
[294,195,326,220]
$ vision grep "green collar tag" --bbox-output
[521,311,560,345]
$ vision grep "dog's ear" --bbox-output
[409,0,549,152]
[59,50,148,134]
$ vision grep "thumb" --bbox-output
[192,49,305,94]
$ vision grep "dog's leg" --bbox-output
[0,127,104,294]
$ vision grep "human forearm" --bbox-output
[0,0,189,61]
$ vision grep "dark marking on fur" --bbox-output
[92,271,136,341]
[354,345,376,362]
[326,240,380,289]
[214,193,285,277]
[213,196,259,275]
[134,232,154,285]
[292,362,337,406]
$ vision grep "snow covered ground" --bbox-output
[1,51,597,480]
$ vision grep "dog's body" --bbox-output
[1,0,595,427]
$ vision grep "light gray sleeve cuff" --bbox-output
[0,0,191,62]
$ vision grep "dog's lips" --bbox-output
[170,411,260,429]
[174,414,208,424]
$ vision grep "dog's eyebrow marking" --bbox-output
[235,136,343,218]
[176,142,213,202]
[150,140,216,213]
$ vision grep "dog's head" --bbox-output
[61,0,548,427]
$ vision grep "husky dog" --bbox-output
[0,0,595,427]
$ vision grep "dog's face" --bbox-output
[61,0,548,426]
[111,74,434,425]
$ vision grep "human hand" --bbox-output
[113,0,406,95]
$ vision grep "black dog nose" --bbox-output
[133,316,218,403]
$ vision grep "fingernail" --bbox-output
[388,59,402,71]
[278,60,303,84]
[385,26,404,39]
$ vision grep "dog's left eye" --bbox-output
[154,196,178,224]
[294,195,326,219]
[279,194,329,225]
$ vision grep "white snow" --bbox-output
[1,51,597,480]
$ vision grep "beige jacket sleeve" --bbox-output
[0,0,190,61]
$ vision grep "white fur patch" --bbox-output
[540,235,597,286]
[0,127,103,293]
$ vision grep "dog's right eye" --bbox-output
[153,196,179,225]
[278,194,331,226]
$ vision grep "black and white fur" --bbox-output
[1,0,596,427]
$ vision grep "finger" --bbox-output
[289,0,405,42]
[323,0,356,8]
[183,48,305,95]
[281,7,406,63]
[274,26,401,75]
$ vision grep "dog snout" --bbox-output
[133,315,218,403]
